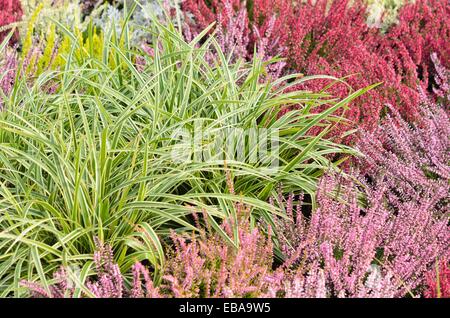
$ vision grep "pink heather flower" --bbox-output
[86,238,124,298]
[357,95,449,213]
[431,52,450,103]
[131,262,162,298]
[272,170,449,298]
[215,1,249,63]
[0,47,18,109]
[283,266,328,298]
[20,280,53,298]
[162,207,274,298]
[22,239,126,298]
[20,267,74,298]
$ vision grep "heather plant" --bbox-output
[379,0,450,90]
[182,0,450,141]
[19,200,277,298]
[21,171,448,298]
[431,52,450,105]
[0,13,366,296]
[269,84,450,297]
[182,0,287,78]
[161,205,274,297]
[281,0,403,140]
[0,43,19,110]
[270,173,449,298]
[20,237,160,298]
[0,5,60,99]
[356,91,449,213]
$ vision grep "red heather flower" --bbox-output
[381,0,450,89]
[182,0,286,75]
[282,0,423,140]
[182,0,218,34]
[425,260,450,298]
[0,0,23,45]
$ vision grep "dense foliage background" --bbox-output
[0,0,448,298]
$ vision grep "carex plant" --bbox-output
[0,8,371,296]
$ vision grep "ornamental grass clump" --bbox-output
[20,203,277,298]
[0,11,366,296]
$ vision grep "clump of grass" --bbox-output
[0,10,369,296]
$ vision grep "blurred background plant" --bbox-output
[365,0,407,30]
[19,1,82,37]
[92,0,183,45]
[0,0,23,45]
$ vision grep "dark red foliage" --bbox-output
[380,0,450,91]
[280,0,403,141]
[182,0,218,33]
[0,0,23,45]
[425,260,450,298]
[182,0,450,142]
